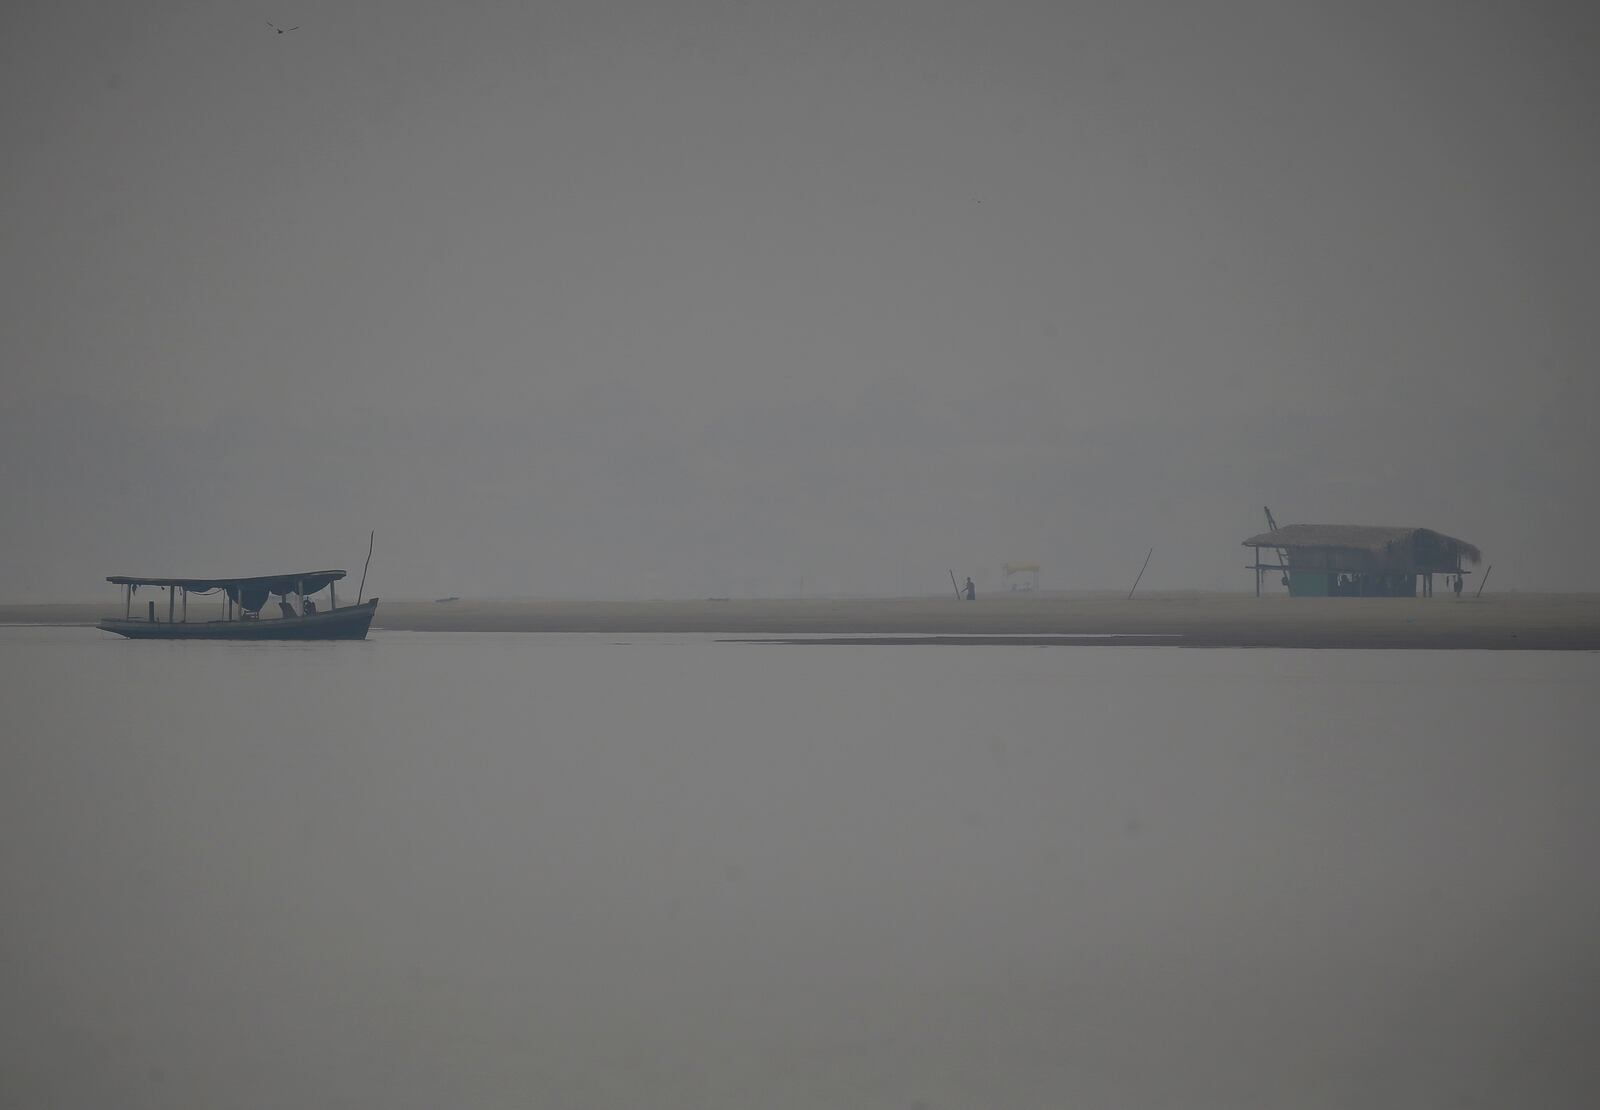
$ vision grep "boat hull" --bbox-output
[98,599,379,640]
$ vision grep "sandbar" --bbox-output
[5,592,1599,649]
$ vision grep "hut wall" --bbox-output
[1286,547,1378,573]
[1288,571,1331,596]
[1282,546,1418,596]
[1364,573,1417,597]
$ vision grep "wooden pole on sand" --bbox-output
[1127,547,1154,600]
[948,569,963,601]
[1474,564,1493,599]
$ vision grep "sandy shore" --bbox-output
[5,592,1599,649]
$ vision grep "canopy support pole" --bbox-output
[168,586,175,623]
[182,587,187,622]
[124,585,130,619]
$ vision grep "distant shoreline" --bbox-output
[5,593,1599,649]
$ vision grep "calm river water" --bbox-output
[2,627,1596,1108]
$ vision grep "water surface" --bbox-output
[3,627,1595,1108]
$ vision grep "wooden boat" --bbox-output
[98,570,378,640]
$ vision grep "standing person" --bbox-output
[1453,574,1464,598]
[964,576,976,601]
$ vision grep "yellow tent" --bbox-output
[1001,563,1040,589]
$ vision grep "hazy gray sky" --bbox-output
[4,1,1596,599]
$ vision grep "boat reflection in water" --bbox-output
[98,569,377,640]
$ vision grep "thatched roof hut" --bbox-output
[1241,524,1481,597]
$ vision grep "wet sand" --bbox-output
[6,592,1599,649]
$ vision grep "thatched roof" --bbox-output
[1241,524,1481,564]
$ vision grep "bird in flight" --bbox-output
[267,22,299,34]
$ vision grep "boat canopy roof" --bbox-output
[107,570,347,594]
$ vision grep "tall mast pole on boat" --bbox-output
[358,531,374,604]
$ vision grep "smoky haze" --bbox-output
[3,1,1596,600]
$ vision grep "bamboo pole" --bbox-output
[358,531,374,604]
[1475,565,1493,598]
[1127,547,1153,600]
